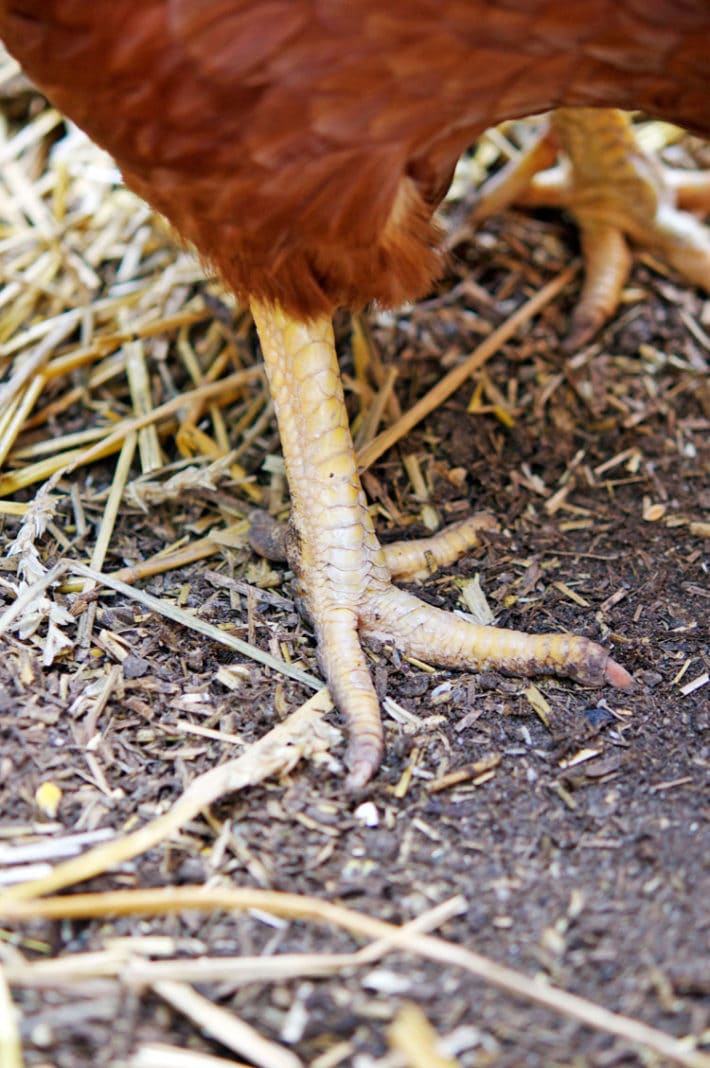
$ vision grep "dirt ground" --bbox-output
[0,82,708,1068]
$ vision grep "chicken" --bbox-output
[2,2,709,788]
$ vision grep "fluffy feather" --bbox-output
[2,1,708,316]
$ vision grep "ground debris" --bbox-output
[1,73,709,1068]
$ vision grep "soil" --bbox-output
[0,105,708,1067]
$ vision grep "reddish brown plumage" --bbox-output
[2,1,709,318]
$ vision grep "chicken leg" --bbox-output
[473,109,710,350]
[251,301,633,790]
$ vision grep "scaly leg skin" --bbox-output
[248,508,500,581]
[250,301,633,791]
[473,109,710,350]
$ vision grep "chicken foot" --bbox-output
[473,109,710,350]
[251,301,633,790]
[248,507,499,581]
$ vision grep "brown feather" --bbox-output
[1,0,708,317]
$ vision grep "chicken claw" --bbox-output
[251,301,633,790]
[473,109,710,350]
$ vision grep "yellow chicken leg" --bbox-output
[474,109,710,349]
[251,301,633,790]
